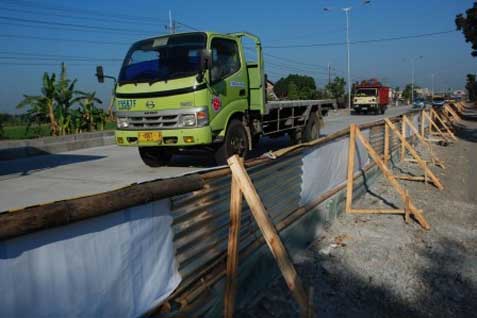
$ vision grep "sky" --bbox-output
[0,0,475,113]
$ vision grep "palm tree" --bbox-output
[17,72,59,136]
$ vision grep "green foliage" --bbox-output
[273,74,317,99]
[456,2,477,57]
[325,77,346,102]
[16,63,107,139]
[402,84,420,102]
[465,74,477,101]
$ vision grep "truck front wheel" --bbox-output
[303,112,321,142]
[138,147,172,167]
[215,119,249,165]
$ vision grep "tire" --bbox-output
[303,111,321,142]
[138,147,172,167]
[214,119,249,165]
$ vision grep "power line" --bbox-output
[0,16,163,35]
[263,30,457,48]
[0,34,131,46]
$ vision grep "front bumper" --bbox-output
[115,127,213,147]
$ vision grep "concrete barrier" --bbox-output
[0,131,115,161]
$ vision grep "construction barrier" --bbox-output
[0,108,452,317]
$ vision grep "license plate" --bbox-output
[138,132,162,143]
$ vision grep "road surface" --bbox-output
[0,105,412,211]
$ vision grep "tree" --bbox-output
[402,84,420,103]
[326,77,346,104]
[465,74,477,101]
[55,63,81,135]
[456,2,477,57]
[273,74,317,99]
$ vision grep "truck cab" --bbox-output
[97,31,328,166]
[353,80,389,115]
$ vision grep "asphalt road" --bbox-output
[0,105,412,211]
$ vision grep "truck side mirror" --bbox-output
[200,49,212,70]
[96,65,105,83]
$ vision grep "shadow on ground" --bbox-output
[0,153,106,178]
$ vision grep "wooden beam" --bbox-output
[346,124,357,213]
[355,127,431,230]
[224,175,243,318]
[420,109,426,138]
[348,208,405,214]
[227,155,310,316]
[385,118,444,191]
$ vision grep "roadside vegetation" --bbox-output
[0,63,113,140]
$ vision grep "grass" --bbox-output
[1,121,116,140]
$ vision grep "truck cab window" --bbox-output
[210,38,240,82]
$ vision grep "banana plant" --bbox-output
[76,91,104,132]
[17,72,59,136]
[55,63,82,135]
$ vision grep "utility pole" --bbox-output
[431,73,435,98]
[343,7,352,110]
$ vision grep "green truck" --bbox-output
[96,31,335,166]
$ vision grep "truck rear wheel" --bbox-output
[303,111,321,142]
[214,119,249,165]
[138,147,172,167]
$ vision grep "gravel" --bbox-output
[237,119,477,318]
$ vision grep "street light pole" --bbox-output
[343,7,352,110]
[431,73,435,98]
[411,59,415,104]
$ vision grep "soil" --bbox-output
[237,116,477,318]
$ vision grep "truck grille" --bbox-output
[128,114,180,129]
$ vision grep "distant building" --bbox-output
[415,88,432,97]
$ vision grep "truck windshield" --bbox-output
[355,88,377,97]
[118,33,206,84]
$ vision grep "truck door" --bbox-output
[209,37,248,121]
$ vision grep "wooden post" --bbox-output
[400,118,406,162]
[354,128,430,230]
[384,123,390,165]
[227,155,310,316]
[404,192,410,224]
[346,124,357,213]
[224,175,243,318]
[385,119,444,190]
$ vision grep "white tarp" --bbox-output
[300,130,370,205]
[0,199,180,318]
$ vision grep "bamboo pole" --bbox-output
[224,175,243,318]
[227,155,310,316]
[385,119,444,190]
[401,118,406,162]
[346,124,357,213]
[423,111,451,143]
[348,209,405,214]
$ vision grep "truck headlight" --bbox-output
[196,111,208,127]
[179,114,196,127]
[117,117,129,129]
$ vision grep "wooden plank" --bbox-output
[346,124,357,213]
[385,118,444,191]
[348,208,405,214]
[396,176,426,181]
[224,175,243,318]
[227,155,310,315]
[355,127,431,230]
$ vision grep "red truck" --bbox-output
[353,79,390,115]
